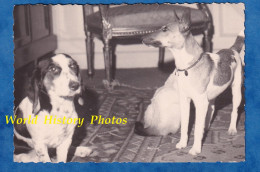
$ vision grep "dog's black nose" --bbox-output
[69,81,80,91]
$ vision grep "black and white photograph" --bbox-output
[13,3,245,163]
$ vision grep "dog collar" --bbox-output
[176,53,203,76]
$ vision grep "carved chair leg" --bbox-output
[158,47,165,68]
[197,4,213,53]
[203,29,213,52]
[86,31,94,77]
[111,40,117,78]
[103,38,113,89]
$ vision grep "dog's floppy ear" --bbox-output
[178,9,191,33]
[27,68,41,114]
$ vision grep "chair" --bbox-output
[83,4,213,89]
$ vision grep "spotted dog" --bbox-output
[14,54,93,162]
[142,10,244,155]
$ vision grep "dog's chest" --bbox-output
[176,65,211,98]
[43,108,77,147]
[44,123,75,148]
[177,75,204,98]
[25,101,78,148]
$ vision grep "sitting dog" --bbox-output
[142,10,244,155]
[14,53,94,162]
[135,72,180,136]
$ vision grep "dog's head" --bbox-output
[27,54,82,114]
[142,9,191,49]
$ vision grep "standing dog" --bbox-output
[142,10,244,155]
[14,54,93,162]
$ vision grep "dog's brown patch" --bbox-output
[213,49,235,86]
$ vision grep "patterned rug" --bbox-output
[72,87,245,162]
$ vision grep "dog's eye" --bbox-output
[69,63,79,75]
[69,64,77,69]
[48,66,60,73]
[162,26,168,32]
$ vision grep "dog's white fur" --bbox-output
[143,73,180,136]
[14,145,92,163]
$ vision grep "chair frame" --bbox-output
[83,4,213,89]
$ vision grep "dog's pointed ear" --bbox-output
[173,10,180,21]
[178,9,191,33]
[27,68,41,114]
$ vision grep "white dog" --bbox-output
[135,72,180,136]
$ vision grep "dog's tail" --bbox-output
[231,30,245,53]
[134,122,161,136]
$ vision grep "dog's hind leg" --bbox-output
[228,63,242,135]
[205,99,215,131]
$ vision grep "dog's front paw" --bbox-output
[228,127,237,135]
[75,146,93,157]
[176,140,187,149]
[189,146,201,156]
[39,156,51,163]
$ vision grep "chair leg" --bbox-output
[86,31,94,77]
[111,40,117,79]
[158,47,165,68]
[203,29,213,52]
[103,38,113,89]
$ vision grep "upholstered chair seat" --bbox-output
[87,4,208,35]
